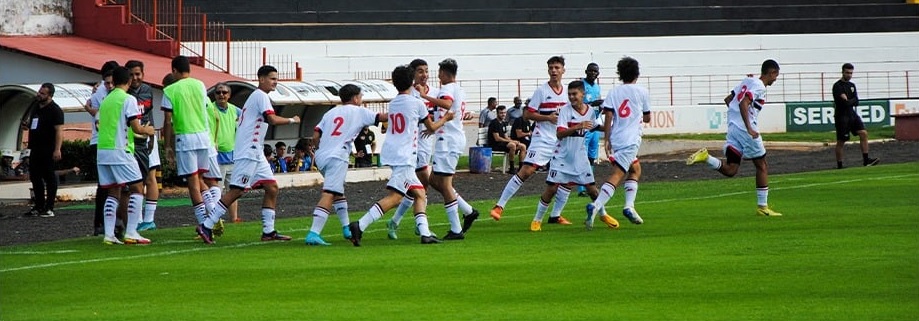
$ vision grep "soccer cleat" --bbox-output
[342,225,352,240]
[22,208,40,217]
[261,231,292,242]
[195,224,214,244]
[599,214,620,229]
[387,219,399,240]
[304,231,331,246]
[348,221,363,247]
[115,222,126,241]
[622,207,644,225]
[420,235,442,244]
[461,209,480,234]
[864,158,880,167]
[756,206,783,217]
[124,235,152,245]
[585,203,599,231]
[530,221,542,232]
[443,231,465,240]
[548,216,572,225]
[136,221,157,231]
[213,219,225,237]
[490,205,503,221]
[686,148,710,165]
[40,210,55,217]
[103,235,124,245]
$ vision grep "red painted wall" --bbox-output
[72,1,177,58]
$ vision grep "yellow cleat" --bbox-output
[213,219,225,237]
[599,214,620,229]
[686,148,710,165]
[756,206,783,217]
[530,221,542,232]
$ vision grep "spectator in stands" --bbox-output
[272,141,289,173]
[14,149,31,177]
[207,82,242,223]
[1,149,23,180]
[479,97,498,128]
[487,105,526,173]
[353,126,376,168]
[507,96,524,125]
[512,100,534,148]
[263,144,273,160]
[20,83,63,218]
[290,140,315,172]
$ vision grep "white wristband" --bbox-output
[288,118,295,124]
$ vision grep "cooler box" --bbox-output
[469,147,493,173]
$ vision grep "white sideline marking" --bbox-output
[3,173,914,273]
[0,250,79,255]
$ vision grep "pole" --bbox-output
[201,13,207,66]
[177,0,183,44]
[152,0,157,32]
[226,29,231,74]
[262,47,267,66]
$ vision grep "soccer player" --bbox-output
[491,56,570,225]
[585,57,651,229]
[162,55,223,231]
[578,62,603,197]
[96,66,156,244]
[125,60,162,232]
[82,60,119,235]
[348,65,453,246]
[304,84,387,246]
[686,59,783,217]
[415,58,480,240]
[530,80,602,232]
[195,65,299,243]
[833,63,879,168]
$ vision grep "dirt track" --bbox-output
[1,140,916,246]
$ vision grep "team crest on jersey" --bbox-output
[546,96,552,99]
[240,175,250,185]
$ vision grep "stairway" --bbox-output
[71,1,178,57]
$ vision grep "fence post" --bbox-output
[262,47,267,66]
[296,62,302,81]
[669,76,673,106]
[152,0,157,31]
[907,71,911,97]
[126,0,132,23]
[177,0,183,44]
[226,29,231,74]
[201,13,207,66]
[820,72,825,101]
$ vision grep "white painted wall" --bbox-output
[0,0,72,35]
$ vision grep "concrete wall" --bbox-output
[0,0,71,35]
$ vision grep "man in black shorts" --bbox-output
[833,63,878,169]
[487,105,526,173]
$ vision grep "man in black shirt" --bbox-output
[487,105,526,173]
[20,83,64,217]
[832,63,878,168]
[511,113,534,148]
[353,126,376,168]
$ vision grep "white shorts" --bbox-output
[431,151,460,175]
[97,162,143,188]
[228,158,274,190]
[387,165,424,196]
[523,147,553,167]
[416,136,435,170]
[547,169,595,186]
[725,126,766,160]
[219,163,234,189]
[318,157,349,195]
[176,148,222,179]
[148,137,161,169]
[607,144,640,172]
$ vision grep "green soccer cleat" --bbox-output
[387,219,399,240]
[686,148,710,165]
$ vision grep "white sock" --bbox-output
[103,196,118,237]
[143,200,157,223]
[125,193,144,236]
[454,189,473,215]
[592,182,616,211]
[756,186,768,207]
[206,201,228,227]
[359,203,384,231]
[309,207,330,235]
[445,200,462,233]
[496,174,524,207]
[706,156,722,170]
[261,207,276,234]
[623,180,638,209]
[391,196,414,225]
[194,202,207,225]
[208,186,222,208]
[333,199,349,228]
[549,185,571,218]
[414,213,432,237]
[533,198,550,222]
[201,190,216,215]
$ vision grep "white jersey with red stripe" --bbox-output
[381,94,428,167]
[433,82,466,153]
[601,84,651,150]
[234,89,275,161]
[526,82,567,153]
[727,77,767,132]
[411,85,438,152]
[551,102,599,176]
[315,104,380,163]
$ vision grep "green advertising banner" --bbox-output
[786,100,890,132]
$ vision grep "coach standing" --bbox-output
[20,83,64,217]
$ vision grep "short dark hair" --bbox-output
[112,66,132,86]
[257,65,277,78]
[761,59,780,75]
[125,60,144,71]
[391,65,414,92]
[488,97,497,104]
[40,83,55,97]
[409,59,427,71]
[586,62,599,70]
[162,73,177,87]
[568,80,584,92]
[101,60,119,75]
[339,84,362,103]
[842,63,854,71]
[547,56,565,66]
[275,141,287,148]
[617,57,640,83]
[171,55,191,73]
[496,105,507,111]
[102,69,114,79]
[438,58,458,76]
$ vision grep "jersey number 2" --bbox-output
[331,117,344,136]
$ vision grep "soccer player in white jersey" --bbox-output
[386,58,440,240]
[530,81,603,231]
[416,58,480,240]
[687,59,783,217]
[491,56,571,225]
[195,65,300,243]
[586,57,652,229]
[348,65,453,246]
[305,84,387,246]
[96,67,156,244]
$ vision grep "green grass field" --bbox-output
[2,163,917,321]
